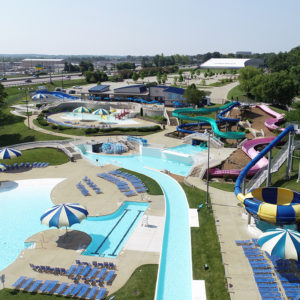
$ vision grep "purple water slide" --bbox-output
[209,137,275,177]
[256,104,285,131]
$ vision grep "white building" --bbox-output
[200,58,263,69]
[22,58,65,72]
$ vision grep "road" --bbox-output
[1,73,83,87]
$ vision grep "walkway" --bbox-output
[186,177,261,300]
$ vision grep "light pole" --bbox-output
[19,87,33,129]
[206,133,210,208]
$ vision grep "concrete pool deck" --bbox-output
[1,160,165,295]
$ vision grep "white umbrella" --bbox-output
[32,93,48,100]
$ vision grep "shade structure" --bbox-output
[0,148,21,160]
[93,108,110,116]
[104,97,111,100]
[73,106,91,113]
[40,203,88,229]
[32,93,48,100]
[0,163,6,171]
[258,228,300,260]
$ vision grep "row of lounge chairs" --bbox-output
[109,170,148,193]
[30,264,66,275]
[237,239,300,300]
[1,162,49,171]
[67,264,116,285]
[83,176,101,194]
[77,182,89,196]
[97,173,137,197]
[12,276,107,299]
[76,260,116,270]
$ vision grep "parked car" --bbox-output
[0,77,7,81]
[33,74,39,78]
[65,75,71,79]
[72,85,82,89]
[68,90,76,94]
[24,79,32,83]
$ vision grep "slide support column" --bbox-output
[266,150,272,187]
[286,132,293,180]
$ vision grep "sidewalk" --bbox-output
[186,177,261,300]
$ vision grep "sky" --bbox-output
[1,0,300,56]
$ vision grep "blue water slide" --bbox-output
[218,101,240,123]
[234,125,295,196]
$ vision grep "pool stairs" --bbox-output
[183,132,224,148]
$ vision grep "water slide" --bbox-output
[209,137,276,177]
[38,90,78,100]
[217,101,241,123]
[234,125,300,225]
[173,102,245,140]
[257,104,285,131]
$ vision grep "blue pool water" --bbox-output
[79,148,193,300]
[77,145,193,176]
[168,143,207,155]
[0,180,147,270]
[75,201,149,257]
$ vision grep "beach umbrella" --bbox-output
[0,163,6,171]
[73,106,91,113]
[0,148,21,160]
[104,97,111,100]
[40,203,88,231]
[32,93,48,100]
[93,108,110,116]
[115,97,121,100]
[258,228,300,260]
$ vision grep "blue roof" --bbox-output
[114,84,146,91]
[88,85,110,92]
[164,86,185,95]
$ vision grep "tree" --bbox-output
[132,72,139,82]
[201,79,206,86]
[116,62,135,70]
[140,71,145,80]
[183,85,206,106]
[190,70,195,79]
[161,73,167,84]
[178,74,183,82]
[173,76,178,86]
[156,72,162,84]
[195,69,201,76]
[0,83,7,106]
[80,61,94,73]
[238,66,263,95]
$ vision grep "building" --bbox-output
[22,58,65,72]
[149,86,185,106]
[236,51,252,56]
[88,85,110,98]
[113,84,148,98]
[200,58,264,69]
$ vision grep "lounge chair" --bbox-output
[53,282,68,295]
[45,280,58,293]
[27,280,42,292]
[70,283,85,296]
[104,270,115,284]
[19,278,34,290]
[38,280,52,292]
[81,265,92,277]
[77,284,90,298]
[44,162,49,167]
[73,265,84,276]
[12,276,26,288]
[96,188,101,194]
[96,268,107,280]
[66,265,77,276]
[62,283,77,296]
[85,286,99,299]
[86,267,99,279]
[96,287,107,299]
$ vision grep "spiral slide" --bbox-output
[173,102,245,140]
[209,137,276,177]
[257,104,285,132]
[234,125,300,225]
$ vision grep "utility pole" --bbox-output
[206,133,210,209]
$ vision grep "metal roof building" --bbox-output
[200,58,264,69]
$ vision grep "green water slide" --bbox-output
[173,102,245,140]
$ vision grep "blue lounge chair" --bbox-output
[104,270,115,283]
[77,284,90,298]
[66,264,76,276]
[86,267,98,279]
[12,276,26,288]
[19,162,24,168]
[45,280,58,293]
[96,188,101,194]
[73,265,84,276]
[44,162,49,167]
[70,283,85,296]
[38,280,52,292]
[86,286,99,299]
[96,287,107,299]
[28,280,42,292]
[20,278,34,290]
[53,282,68,295]
[62,283,77,296]
[96,268,107,280]
[81,265,92,277]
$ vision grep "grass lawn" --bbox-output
[109,264,158,299]
[209,181,235,192]
[0,148,70,166]
[180,183,230,300]
[208,80,237,87]
[227,84,252,102]
[118,168,163,195]
[0,264,158,300]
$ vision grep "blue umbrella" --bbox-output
[40,203,88,229]
[73,106,91,113]
[115,97,121,100]
[0,148,22,160]
[0,163,6,171]
[258,228,300,260]
[104,97,111,100]
[93,108,110,116]
[32,93,48,100]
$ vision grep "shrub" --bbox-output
[36,104,42,109]
[51,124,58,129]
[85,128,99,134]
[37,118,48,126]
[58,125,66,131]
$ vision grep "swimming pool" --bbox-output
[79,149,193,300]
[168,143,207,155]
[62,112,139,125]
[78,145,194,176]
[0,180,147,270]
[76,201,149,257]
